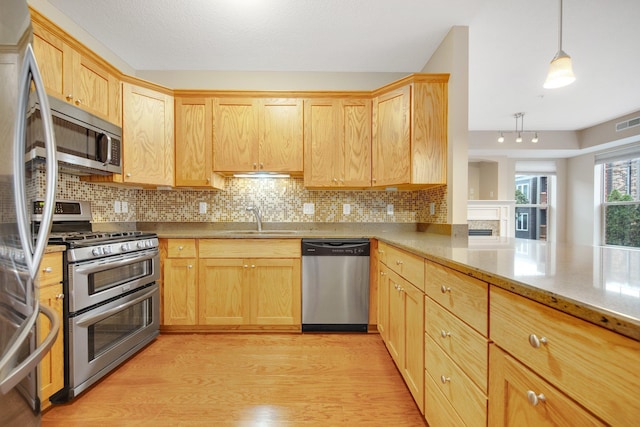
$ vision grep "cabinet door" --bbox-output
[303,99,338,186]
[38,284,64,409]
[377,263,390,341]
[198,258,250,325]
[403,282,424,413]
[342,100,371,186]
[260,98,303,172]
[70,52,111,121]
[250,258,301,325]
[489,345,605,427]
[175,97,213,187]
[386,269,404,364]
[163,258,197,325]
[32,23,68,100]
[122,82,174,186]
[213,98,259,172]
[372,85,410,186]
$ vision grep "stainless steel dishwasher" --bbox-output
[301,239,370,332]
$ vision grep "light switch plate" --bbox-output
[386,204,394,215]
[199,202,207,214]
[303,203,315,215]
[121,201,129,213]
[114,201,121,213]
[343,204,351,215]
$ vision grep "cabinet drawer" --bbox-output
[425,261,487,335]
[425,335,487,427]
[424,370,466,427]
[379,243,424,291]
[37,252,62,287]
[490,286,640,426]
[199,239,301,258]
[167,239,197,258]
[425,296,488,392]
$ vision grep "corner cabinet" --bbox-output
[174,96,224,189]
[121,82,175,186]
[31,11,121,126]
[36,251,64,410]
[372,75,448,189]
[213,97,303,174]
[303,98,371,188]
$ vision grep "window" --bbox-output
[601,156,640,248]
[516,212,529,231]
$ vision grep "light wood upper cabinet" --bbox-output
[31,16,121,126]
[213,98,303,174]
[372,75,448,189]
[174,97,224,189]
[304,98,371,188]
[122,82,174,186]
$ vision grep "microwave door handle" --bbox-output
[14,44,58,280]
[0,303,60,394]
[102,133,112,166]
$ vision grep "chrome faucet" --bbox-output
[246,206,262,232]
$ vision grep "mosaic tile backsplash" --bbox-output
[34,171,448,225]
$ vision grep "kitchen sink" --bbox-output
[218,230,301,235]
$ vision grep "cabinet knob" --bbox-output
[188,265,192,269]
[56,293,64,300]
[259,163,264,169]
[440,376,450,384]
[243,264,248,268]
[396,260,403,265]
[378,250,384,254]
[126,173,132,177]
[66,94,73,101]
[372,178,377,183]
[440,330,451,338]
[42,266,53,273]
[528,334,548,348]
[253,163,257,169]
[178,246,183,251]
[333,178,338,182]
[251,264,256,268]
[75,99,82,105]
[440,285,451,294]
[527,390,546,406]
[380,271,386,276]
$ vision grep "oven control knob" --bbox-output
[137,241,145,249]
[92,248,102,256]
[121,243,130,251]
[103,246,112,254]
[145,240,152,248]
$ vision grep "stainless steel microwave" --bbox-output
[25,93,122,175]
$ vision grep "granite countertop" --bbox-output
[140,223,640,341]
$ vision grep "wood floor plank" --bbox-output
[42,334,426,426]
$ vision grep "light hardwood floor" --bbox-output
[42,334,426,426]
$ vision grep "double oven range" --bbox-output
[33,200,160,402]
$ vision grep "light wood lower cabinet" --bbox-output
[161,239,301,331]
[37,251,64,410]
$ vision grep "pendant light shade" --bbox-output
[543,0,575,89]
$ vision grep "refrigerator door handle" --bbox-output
[0,303,60,394]
[14,44,58,280]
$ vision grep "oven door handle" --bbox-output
[74,287,157,327]
[73,252,158,275]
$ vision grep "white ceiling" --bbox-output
[47,0,640,132]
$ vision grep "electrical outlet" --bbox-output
[303,203,315,215]
[386,204,394,215]
[430,202,435,215]
[343,204,351,215]
[199,202,207,214]
[121,201,128,213]
[114,201,121,213]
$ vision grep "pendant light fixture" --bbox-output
[497,113,539,143]
[543,0,576,89]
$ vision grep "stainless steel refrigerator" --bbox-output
[0,0,60,425]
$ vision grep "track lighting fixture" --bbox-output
[496,113,540,144]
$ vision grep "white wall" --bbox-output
[421,26,469,226]
[566,153,598,245]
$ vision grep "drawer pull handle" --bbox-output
[528,334,548,348]
[440,375,450,384]
[42,267,53,273]
[440,330,451,338]
[56,293,64,300]
[527,390,546,406]
[440,285,451,294]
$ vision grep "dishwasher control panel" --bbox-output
[301,239,370,256]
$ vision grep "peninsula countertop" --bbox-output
[140,223,640,341]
